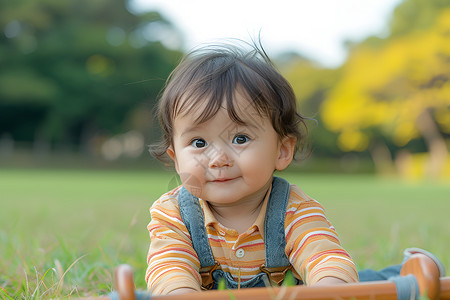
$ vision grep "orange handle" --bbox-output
[86,253,449,300]
[400,253,441,300]
[114,264,136,300]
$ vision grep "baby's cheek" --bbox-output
[179,171,203,197]
[239,155,264,175]
[243,150,277,176]
[182,159,206,178]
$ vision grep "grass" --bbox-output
[1,168,449,299]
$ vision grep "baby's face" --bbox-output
[167,94,294,207]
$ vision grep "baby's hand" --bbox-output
[168,287,198,295]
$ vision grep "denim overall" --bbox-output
[178,176,302,289]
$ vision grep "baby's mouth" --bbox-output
[212,177,234,183]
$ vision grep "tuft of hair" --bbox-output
[150,39,310,163]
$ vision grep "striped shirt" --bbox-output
[146,182,358,294]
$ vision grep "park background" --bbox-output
[1,0,449,298]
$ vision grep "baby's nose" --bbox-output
[209,149,233,168]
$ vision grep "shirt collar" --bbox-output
[200,185,272,238]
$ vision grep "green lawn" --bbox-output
[1,168,449,299]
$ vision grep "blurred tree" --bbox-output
[320,3,450,177]
[389,0,450,38]
[282,56,343,157]
[0,0,182,154]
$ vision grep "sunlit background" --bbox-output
[1,0,450,180]
[1,1,450,298]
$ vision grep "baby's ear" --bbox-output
[166,146,175,160]
[166,146,179,172]
[275,136,296,171]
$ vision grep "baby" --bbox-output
[145,42,359,295]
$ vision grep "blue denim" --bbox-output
[178,176,401,289]
[359,265,402,281]
[179,187,216,269]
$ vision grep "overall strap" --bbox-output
[178,187,218,289]
[260,176,293,285]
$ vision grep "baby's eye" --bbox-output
[232,134,250,145]
[191,138,207,148]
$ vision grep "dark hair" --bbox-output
[150,40,309,162]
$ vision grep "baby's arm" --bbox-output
[146,194,202,295]
[286,186,359,285]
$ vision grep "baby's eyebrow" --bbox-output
[179,125,202,137]
[236,113,266,129]
[231,122,258,130]
[225,121,264,138]
[234,109,266,126]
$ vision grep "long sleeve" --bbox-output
[146,188,202,294]
[285,185,359,285]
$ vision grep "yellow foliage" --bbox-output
[282,59,338,107]
[320,8,450,152]
[435,108,450,133]
[443,156,450,179]
[396,152,450,181]
[337,130,369,152]
[401,153,428,181]
[393,122,419,146]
